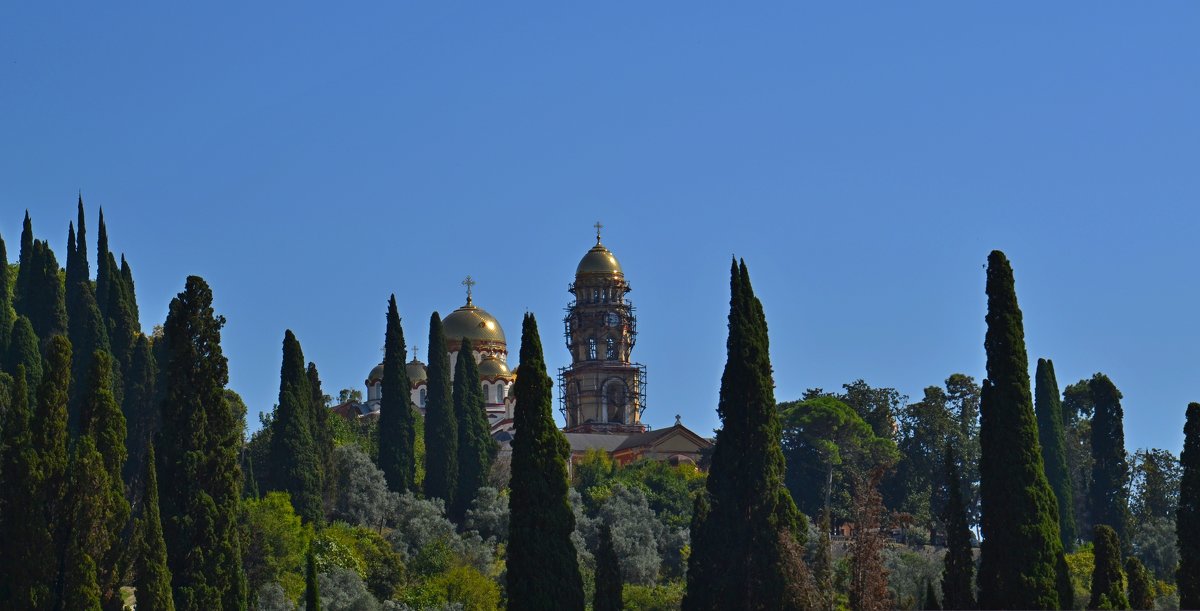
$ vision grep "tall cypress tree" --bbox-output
[60,433,110,611]
[158,276,247,611]
[506,313,584,611]
[16,239,68,344]
[122,335,158,498]
[923,581,941,611]
[1089,524,1128,610]
[0,365,53,609]
[95,208,113,319]
[424,312,457,507]
[80,350,130,608]
[1177,402,1200,608]
[594,522,624,611]
[308,362,334,511]
[1125,556,1154,611]
[0,228,14,358]
[35,336,72,610]
[452,337,495,522]
[121,255,140,325]
[6,315,42,402]
[941,447,975,611]
[67,280,110,434]
[379,295,416,493]
[684,260,807,611]
[1036,358,1077,551]
[105,256,138,378]
[267,330,322,524]
[135,443,175,611]
[1090,373,1130,546]
[13,212,34,328]
[976,251,1071,610]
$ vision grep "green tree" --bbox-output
[1177,402,1200,609]
[122,335,157,500]
[594,523,624,611]
[0,228,14,357]
[37,335,73,610]
[61,433,113,610]
[424,312,457,507]
[1124,556,1153,610]
[1089,524,1128,610]
[104,253,139,380]
[379,295,417,493]
[79,350,130,608]
[976,251,1071,610]
[1130,449,1180,527]
[242,491,313,601]
[0,364,55,609]
[890,385,957,536]
[120,254,140,324]
[267,330,322,524]
[5,315,43,401]
[15,236,68,345]
[307,362,335,512]
[506,313,585,611]
[684,260,810,611]
[67,280,111,435]
[1036,358,1077,551]
[1064,380,1096,540]
[452,337,495,523]
[158,276,247,611]
[941,447,976,611]
[135,443,176,611]
[1090,374,1130,546]
[305,547,321,611]
[95,208,113,320]
[924,581,941,611]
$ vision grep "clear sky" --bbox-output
[2,4,1197,455]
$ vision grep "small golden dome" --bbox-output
[576,242,623,276]
[478,355,514,380]
[442,303,506,345]
[406,360,428,385]
[367,363,384,383]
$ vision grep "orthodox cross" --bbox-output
[412,345,419,361]
[462,275,476,305]
[594,221,604,244]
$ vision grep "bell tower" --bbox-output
[559,223,647,433]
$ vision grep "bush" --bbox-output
[243,491,314,601]
[333,445,396,529]
[464,487,508,544]
[622,581,685,611]
[427,565,502,611]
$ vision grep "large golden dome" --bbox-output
[576,241,623,276]
[478,355,514,380]
[442,302,506,345]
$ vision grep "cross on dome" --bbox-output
[594,221,604,244]
[462,275,476,305]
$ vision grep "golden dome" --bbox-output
[478,355,514,380]
[367,363,384,383]
[442,302,506,345]
[576,242,623,276]
[406,360,428,385]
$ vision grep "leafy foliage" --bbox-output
[243,492,313,601]
[332,444,394,529]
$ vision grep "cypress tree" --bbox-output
[304,547,321,611]
[67,280,110,435]
[0,365,53,609]
[1125,557,1153,610]
[1036,358,1077,551]
[307,362,334,510]
[158,276,247,611]
[12,212,33,326]
[594,522,624,611]
[6,315,43,402]
[452,337,495,522]
[976,251,1071,610]
[122,335,157,497]
[941,447,976,610]
[64,196,90,313]
[61,433,110,611]
[135,443,175,611]
[424,312,457,507]
[80,350,130,607]
[684,260,807,611]
[1177,402,1200,608]
[923,581,941,611]
[1089,524,1128,610]
[105,256,138,378]
[1090,373,1130,546]
[0,229,14,358]
[267,330,322,523]
[121,255,140,325]
[16,239,68,344]
[34,336,72,610]
[506,313,584,611]
[379,295,416,492]
[61,538,103,611]
[95,208,112,318]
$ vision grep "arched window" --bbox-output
[497,384,505,403]
[587,338,597,360]
[419,388,427,407]
[605,337,616,360]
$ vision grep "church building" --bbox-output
[333,225,712,467]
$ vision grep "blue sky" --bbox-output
[2,4,1197,454]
